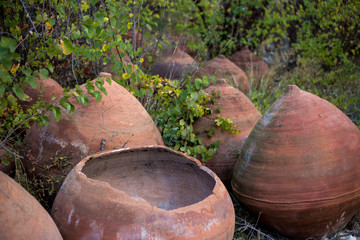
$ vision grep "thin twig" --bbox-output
[20,0,39,35]
[0,142,23,159]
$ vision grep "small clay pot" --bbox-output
[150,48,199,80]
[52,146,235,240]
[196,55,250,94]
[193,79,261,186]
[0,171,62,240]
[229,48,269,89]
[22,72,163,192]
[232,85,360,239]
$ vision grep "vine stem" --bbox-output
[19,0,39,35]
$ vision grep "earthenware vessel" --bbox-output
[52,146,235,240]
[229,48,269,89]
[196,55,249,94]
[22,72,163,192]
[193,79,261,186]
[232,85,360,239]
[0,171,63,240]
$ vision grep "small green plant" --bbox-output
[215,115,240,134]
[138,75,219,161]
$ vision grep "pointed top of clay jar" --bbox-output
[99,72,112,78]
[285,85,302,95]
[216,78,227,86]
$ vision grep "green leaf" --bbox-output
[51,106,62,122]
[37,115,50,127]
[39,68,49,79]
[25,76,37,89]
[0,37,17,52]
[195,78,202,90]
[1,157,9,166]
[71,30,81,40]
[79,93,89,106]
[146,24,152,31]
[94,12,104,24]
[7,94,16,106]
[105,77,112,85]
[62,101,75,114]
[60,37,73,55]
[94,91,102,102]
[0,84,4,96]
[12,85,25,100]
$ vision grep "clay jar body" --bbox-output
[21,76,63,109]
[0,171,62,240]
[193,79,261,185]
[196,55,250,95]
[232,85,360,239]
[51,146,235,240]
[22,72,163,191]
[229,48,269,89]
[150,48,199,80]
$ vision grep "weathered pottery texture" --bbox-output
[52,146,235,240]
[193,79,261,185]
[232,85,360,239]
[0,171,63,240]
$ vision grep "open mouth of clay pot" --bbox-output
[81,148,216,210]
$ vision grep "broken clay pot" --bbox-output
[52,146,235,240]
[232,85,360,239]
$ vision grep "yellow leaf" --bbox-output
[10,63,20,74]
[45,22,53,35]
[129,13,133,18]
[139,58,144,63]
[127,22,132,30]
[101,44,107,52]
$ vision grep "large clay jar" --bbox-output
[22,72,163,191]
[196,55,250,95]
[232,85,360,239]
[193,79,261,186]
[51,146,235,240]
[0,171,62,240]
[150,48,199,80]
[229,48,269,89]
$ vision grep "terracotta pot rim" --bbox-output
[68,145,225,213]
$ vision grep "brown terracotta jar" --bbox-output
[0,171,62,240]
[150,48,199,80]
[51,146,235,240]
[193,79,261,186]
[196,55,250,94]
[229,48,269,89]
[22,72,163,191]
[232,85,360,239]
